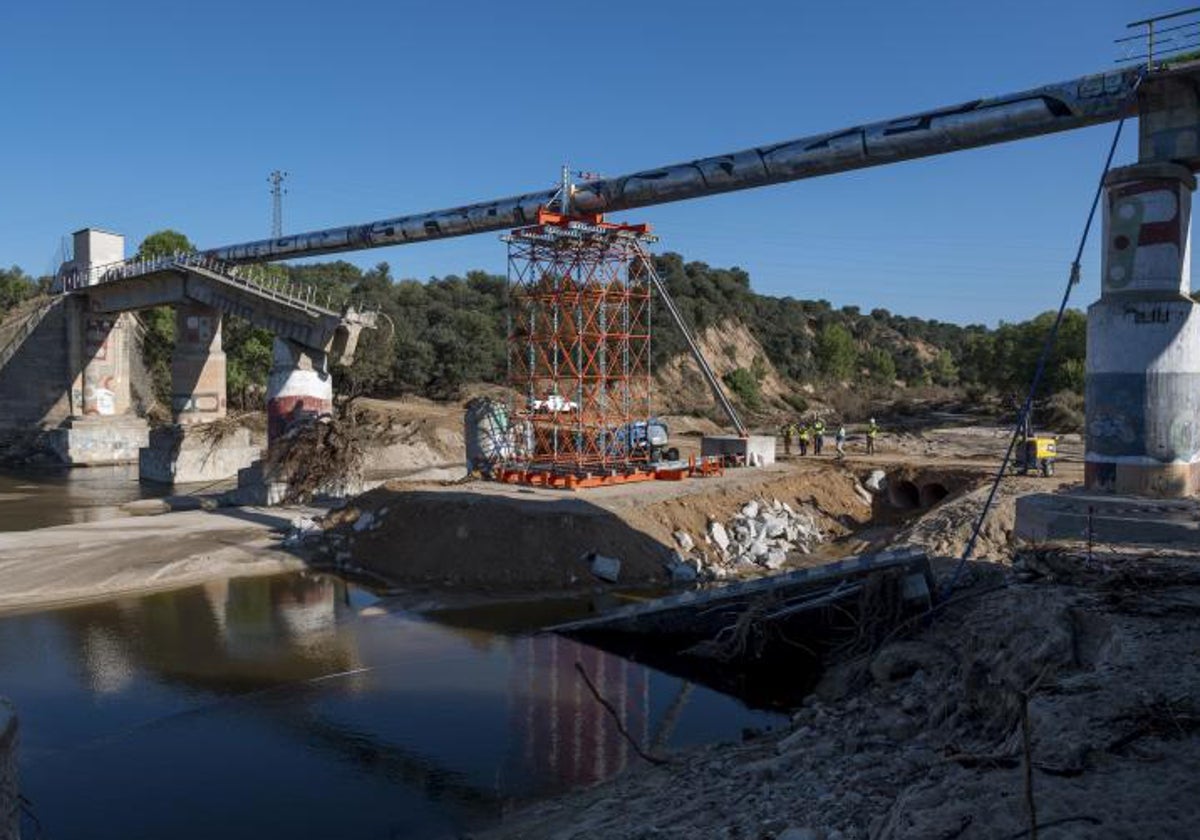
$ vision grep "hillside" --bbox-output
[0,248,1087,425]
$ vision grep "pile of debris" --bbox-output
[668,498,824,582]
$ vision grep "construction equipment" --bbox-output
[1013,415,1057,477]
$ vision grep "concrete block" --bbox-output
[46,415,149,466]
[1015,490,1200,547]
[589,553,621,583]
[230,458,367,507]
[139,424,260,485]
[700,434,777,467]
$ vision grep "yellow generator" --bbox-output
[1015,435,1057,477]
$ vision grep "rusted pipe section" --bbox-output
[207,69,1141,263]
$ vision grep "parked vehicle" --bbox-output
[610,418,679,463]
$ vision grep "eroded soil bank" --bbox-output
[478,550,1200,839]
[310,455,1047,592]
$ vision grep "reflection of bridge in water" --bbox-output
[56,576,706,821]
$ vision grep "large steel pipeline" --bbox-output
[208,68,1140,264]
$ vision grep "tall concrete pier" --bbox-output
[171,303,227,423]
[266,338,333,443]
[1085,163,1200,496]
[47,230,150,465]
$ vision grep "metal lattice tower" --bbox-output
[504,211,656,474]
[268,170,288,238]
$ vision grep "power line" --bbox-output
[268,170,288,239]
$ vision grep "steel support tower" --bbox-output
[503,211,654,476]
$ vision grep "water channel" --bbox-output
[0,470,785,838]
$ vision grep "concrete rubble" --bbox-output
[588,552,622,583]
[666,498,825,582]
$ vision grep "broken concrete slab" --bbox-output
[589,553,622,583]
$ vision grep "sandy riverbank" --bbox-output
[0,506,309,615]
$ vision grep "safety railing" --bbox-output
[57,251,378,317]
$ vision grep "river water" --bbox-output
[0,477,785,839]
[0,465,166,532]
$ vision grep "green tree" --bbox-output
[930,349,958,386]
[863,347,897,385]
[135,229,195,259]
[0,266,37,314]
[815,323,856,380]
[134,231,195,406]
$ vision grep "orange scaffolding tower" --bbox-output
[502,211,656,482]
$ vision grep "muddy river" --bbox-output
[1,478,784,838]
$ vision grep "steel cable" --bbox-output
[942,69,1146,598]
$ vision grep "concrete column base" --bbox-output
[1015,490,1200,547]
[231,459,367,507]
[46,415,150,466]
[139,424,262,486]
[1084,459,1200,498]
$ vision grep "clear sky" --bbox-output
[0,0,1178,325]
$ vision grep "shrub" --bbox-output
[723,367,762,410]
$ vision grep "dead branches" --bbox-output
[574,662,669,766]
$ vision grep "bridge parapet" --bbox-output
[58,252,372,319]
[60,254,377,361]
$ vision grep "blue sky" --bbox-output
[0,0,1175,325]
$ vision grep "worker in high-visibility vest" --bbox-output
[812,418,826,455]
[797,423,810,456]
[866,417,879,455]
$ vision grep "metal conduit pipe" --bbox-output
[205,69,1141,264]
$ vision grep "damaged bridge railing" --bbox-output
[57,252,378,317]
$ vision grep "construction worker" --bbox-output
[797,422,810,456]
[812,417,826,455]
[781,421,793,456]
[835,424,847,459]
[866,417,879,455]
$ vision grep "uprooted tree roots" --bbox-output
[265,408,370,504]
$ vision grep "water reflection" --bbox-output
[0,574,781,839]
[0,465,166,532]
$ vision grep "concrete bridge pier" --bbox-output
[266,338,333,443]
[139,304,260,485]
[1085,163,1200,496]
[171,303,227,423]
[233,339,336,504]
[46,296,150,466]
[1018,162,1200,543]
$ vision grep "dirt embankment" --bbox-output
[656,320,792,414]
[482,550,1200,839]
[315,463,889,591]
